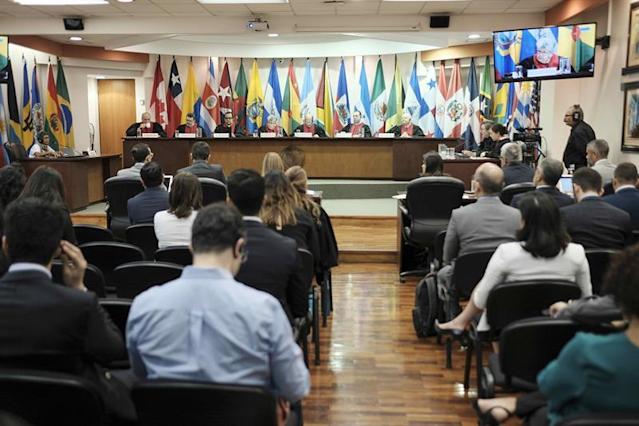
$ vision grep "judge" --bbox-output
[259,115,288,137]
[293,114,327,138]
[125,112,167,137]
[518,36,574,76]
[387,112,424,138]
[214,111,245,137]
[341,111,371,137]
[176,112,204,135]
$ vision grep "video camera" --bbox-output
[513,127,543,165]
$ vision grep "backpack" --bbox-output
[412,272,442,337]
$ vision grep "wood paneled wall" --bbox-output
[98,79,136,157]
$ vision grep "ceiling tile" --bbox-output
[420,1,469,14]
[157,3,207,12]
[336,3,378,15]
[378,2,424,14]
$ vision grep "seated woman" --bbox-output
[261,152,285,176]
[258,115,288,137]
[285,166,321,224]
[474,244,639,426]
[420,151,445,177]
[154,172,202,248]
[436,191,592,333]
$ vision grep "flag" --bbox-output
[463,58,481,150]
[353,57,371,126]
[493,30,522,82]
[282,59,301,135]
[31,61,44,136]
[558,24,596,72]
[219,60,234,122]
[420,61,437,136]
[444,59,464,138]
[199,59,219,137]
[6,61,22,146]
[479,56,493,121]
[21,58,33,149]
[492,83,515,126]
[333,59,350,133]
[181,59,200,123]
[233,60,248,130]
[149,58,167,129]
[385,56,404,130]
[166,59,183,138]
[404,55,428,135]
[315,59,334,136]
[246,59,264,134]
[56,58,74,148]
[435,61,447,138]
[369,57,386,135]
[300,59,315,120]
[528,81,540,128]
[263,59,283,126]
[44,63,64,150]
[0,87,9,166]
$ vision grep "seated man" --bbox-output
[511,158,574,208]
[177,141,226,184]
[387,112,424,138]
[176,112,204,135]
[0,198,133,420]
[126,203,310,408]
[214,111,245,137]
[117,143,153,178]
[587,139,616,186]
[125,112,166,137]
[127,162,169,225]
[341,110,372,137]
[420,151,445,177]
[28,133,59,158]
[603,162,639,230]
[293,114,327,138]
[501,142,534,186]
[228,169,307,321]
[259,115,288,137]
[561,167,631,249]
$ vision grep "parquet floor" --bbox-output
[303,264,479,426]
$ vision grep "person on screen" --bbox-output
[293,114,327,138]
[258,115,288,137]
[125,112,167,137]
[176,112,204,135]
[28,133,60,158]
[342,111,372,137]
[387,112,424,138]
[518,35,573,75]
[214,112,245,137]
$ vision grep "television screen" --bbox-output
[0,36,7,83]
[493,23,596,83]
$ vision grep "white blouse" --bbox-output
[153,210,197,249]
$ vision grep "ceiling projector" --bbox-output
[247,18,269,32]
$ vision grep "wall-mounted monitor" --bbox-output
[493,23,596,83]
[0,36,8,83]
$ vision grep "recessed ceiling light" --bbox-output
[198,0,287,3]
[69,36,83,41]
[467,34,481,40]
[14,0,108,4]
[268,33,279,37]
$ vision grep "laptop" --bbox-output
[558,175,573,196]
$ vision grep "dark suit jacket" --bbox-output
[603,187,639,230]
[271,209,321,271]
[127,186,169,225]
[235,220,307,320]
[293,125,327,138]
[503,162,534,186]
[342,123,372,137]
[177,160,226,184]
[561,197,632,249]
[125,122,166,137]
[387,125,424,137]
[213,124,245,137]
[511,186,574,209]
[563,120,595,169]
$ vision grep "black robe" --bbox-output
[387,124,424,137]
[213,124,246,137]
[341,123,372,137]
[293,125,327,138]
[125,122,166,137]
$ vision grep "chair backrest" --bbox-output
[199,177,227,206]
[98,299,132,338]
[432,230,447,266]
[406,176,465,220]
[450,250,495,300]
[558,413,639,425]
[112,261,183,299]
[72,224,114,245]
[585,249,617,295]
[80,242,145,288]
[132,380,277,426]
[500,182,535,205]
[126,224,159,261]
[0,369,104,426]
[154,246,192,266]
[104,177,144,239]
[51,261,107,297]
[297,248,314,290]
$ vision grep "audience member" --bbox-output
[501,142,534,186]
[511,158,573,208]
[561,167,631,249]
[436,191,592,333]
[286,166,321,223]
[420,151,445,177]
[587,139,616,186]
[281,145,306,170]
[117,143,153,178]
[262,152,285,176]
[127,162,169,225]
[177,141,226,183]
[0,198,134,421]
[437,163,521,292]
[126,203,310,418]
[603,162,639,230]
[229,169,307,321]
[0,165,26,276]
[475,244,639,425]
[154,173,202,248]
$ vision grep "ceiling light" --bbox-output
[198,0,287,4]
[95,75,106,79]
[69,36,83,41]
[268,33,279,37]
[14,0,108,4]
[467,34,481,40]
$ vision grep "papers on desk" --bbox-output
[176,133,196,138]
[335,132,352,138]
[141,133,160,138]
[213,133,230,139]
[377,133,395,138]
[260,132,277,138]
[294,132,313,138]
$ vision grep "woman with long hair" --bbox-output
[285,166,320,223]
[154,172,202,248]
[261,152,285,176]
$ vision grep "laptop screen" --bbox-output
[558,175,573,195]
[163,175,173,192]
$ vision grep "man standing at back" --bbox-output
[562,105,596,170]
[177,141,226,184]
[127,162,169,225]
[511,158,574,208]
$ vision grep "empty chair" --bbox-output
[112,261,183,299]
[132,380,277,426]
[155,246,192,266]
[126,224,159,261]
[500,182,535,205]
[51,260,107,297]
[104,177,144,240]
[99,298,132,338]
[585,249,618,295]
[199,177,227,206]
[72,225,114,245]
[80,242,145,289]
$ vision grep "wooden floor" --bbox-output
[303,263,478,426]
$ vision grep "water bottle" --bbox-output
[175,130,180,138]
[196,127,202,138]
[136,127,142,137]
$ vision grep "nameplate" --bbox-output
[335,132,352,138]
[295,132,313,138]
[260,132,277,138]
[213,133,230,139]
[141,133,160,138]
[176,133,197,138]
[377,133,395,138]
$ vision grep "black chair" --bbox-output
[51,261,107,297]
[104,177,144,240]
[558,413,639,425]
[80,242,145,290]
[296,248,318,366]
[585,249,618,295]
[632,230,639,245]
[72,224,114,245]
[155,246,192,266]
[132,380,277,426]
[0,369,104,426]
[431,230,447,271]
[399,176,465,279]
[499,182,535,205]
[112,261,183,299]
[199,177,227,206]
[126,224,159,261]
[99,298,132,339]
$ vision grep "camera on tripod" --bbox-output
[513,127,543,165]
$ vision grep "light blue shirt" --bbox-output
[126,266,310,402]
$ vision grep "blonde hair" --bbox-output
[261,152,285,176]
[285,166,320,223]
[260,171,298,230]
